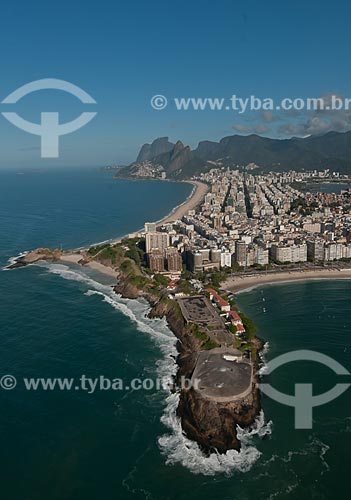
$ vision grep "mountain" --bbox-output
[127,130,351,179]
[136,137,175,163]
[193,131,351,172]
[150,140,205,177]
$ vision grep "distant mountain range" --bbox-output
[123,131,351,178]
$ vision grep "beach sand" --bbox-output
[224,268,351,294]
[85,260,119,278]
[157,180,209,226]
[86,179,210,246]
[60,254,83,265]
[54,181,209,279]
[60,253,119,279]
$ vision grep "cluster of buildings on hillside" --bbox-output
[207,288,246,336]
[144,222,183,274]
[141,169,351,274]
[128,160,166,179]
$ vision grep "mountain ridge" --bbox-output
[128,130,351,178]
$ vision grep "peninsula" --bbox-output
[8,161,351,453]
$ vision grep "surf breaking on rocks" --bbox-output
[37,261,272,476]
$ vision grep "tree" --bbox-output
[239,312,257,340]
[153,274,170,287]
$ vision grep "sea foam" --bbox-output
[39,261,272,476]
[2,251,29,270]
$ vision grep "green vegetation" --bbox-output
[207,270,228,289]
[119,259,135,275]
[191,324,208,342]
[229,324,237,334]
[129,275,149,288]
[203,338,219,350]
[231,262,244,272]
[122,238,146,266]
[97,245,123,263]
[239,312,257,340]
[87,242,125,265]
[153,274,170,287]
[87,243,111,256]
[176,279,194,295]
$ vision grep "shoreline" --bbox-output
[224,268,351,294]
[156,180,209,226]
[74,179,209,251]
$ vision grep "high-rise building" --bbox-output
[245,247,255,267]
[307,239,325,262]
[235,240,246,267]
[254,246,269,266]
[210,248,221,265]
[303,222,321,233]
[220,250,232,268]
[144,222,157,233]
[187,250,203,273]
[166,248,183,272]
[145,232,169,254]
[213,215,222,230]
[324,243,343,261]
[271,244,307,263]
[148,249,165,272]
[342,244,351,259]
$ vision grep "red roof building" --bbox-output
[228,310,243,325]
[236,323,246,334]
[206,288,231,312]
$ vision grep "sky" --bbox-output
[0,0,351,167]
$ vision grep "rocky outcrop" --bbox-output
[113,280,140,299]
[178,376,261,454]
[10,245,263,454]
[148,297,263,454]
[136,137,175,163]
[7,248,63,268]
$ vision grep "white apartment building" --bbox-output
[220,250,232,268]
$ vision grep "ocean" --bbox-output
[0,167,350,500]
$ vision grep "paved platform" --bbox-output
[191,348,252,402]
[177,296,220,325]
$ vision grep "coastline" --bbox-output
[78,179,209,250]
[156,180,209,226]
[224,268,351,294]
[3,177,269,455]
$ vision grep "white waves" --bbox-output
[40,260,271,476]
[2,250,29,270]
[158,393,273,476]
[258,341,270,375]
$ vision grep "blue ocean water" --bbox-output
[0,167,350,500]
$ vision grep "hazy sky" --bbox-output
[0,0,350,167]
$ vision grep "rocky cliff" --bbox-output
[148,297,263,454]
[136,137,175,163]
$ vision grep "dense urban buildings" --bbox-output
[142,169,351,274]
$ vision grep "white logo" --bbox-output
[1,78,97,158]
[260,350,350,429]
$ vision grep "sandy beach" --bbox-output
[11,180,210,277]
[157,180,209,226]
[60,253,119,278]
[84,260,119,278]
[222,269,351,292]
[224,268,351,294]
[90,179,209,246]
